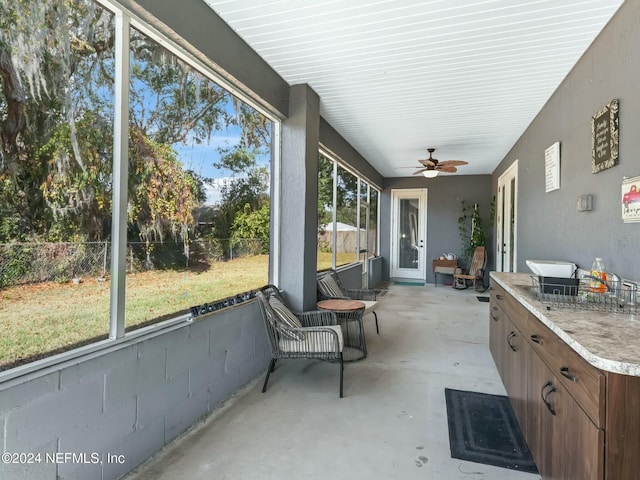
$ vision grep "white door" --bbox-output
[497,161,518,272]
[390,189,427,280]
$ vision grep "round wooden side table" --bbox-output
[317,299,367,362]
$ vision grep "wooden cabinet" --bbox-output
[490,280,605,480]
[489,291,529,433]
[527,349,603,480]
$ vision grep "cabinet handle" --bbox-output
[491,306,499,321]
[496,294,504,300]
[507,331,518,351]
[560,366,578,382]
[530,334,543,345]
[541,381,557,416]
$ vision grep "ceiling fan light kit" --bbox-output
[412,148,468,177]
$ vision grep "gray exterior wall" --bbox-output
[0,303,270,480]
[381,175,493,283]
[492,0,640,279]
[279,85,321,311]
[335,262,364,290]
[319,118,384,189]
[369,256,384,288]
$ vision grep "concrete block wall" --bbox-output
[0,301,269,480]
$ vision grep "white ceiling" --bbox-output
[203,0,624,177]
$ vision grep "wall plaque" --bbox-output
[591,99,619,173]
[545,142,560,192]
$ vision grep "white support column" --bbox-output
[109,11,130,339]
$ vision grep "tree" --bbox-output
[0,0,115,241]
[231,202,270,254]
[214,166,269,241]
[0,0,272,248]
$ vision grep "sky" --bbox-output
[172,131,271,205]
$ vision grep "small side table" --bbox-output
[317,299,366,362]
[433,259,458,287]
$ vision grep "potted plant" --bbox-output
[458,198,494,265]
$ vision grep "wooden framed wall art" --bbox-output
[592,99,619,173]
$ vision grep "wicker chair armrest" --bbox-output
[343,288,377,300]
[295,310,338,327]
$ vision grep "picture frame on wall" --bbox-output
[621,176,640,223]
[592,99,619,174]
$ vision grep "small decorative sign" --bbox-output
[622,176,640,223]
[592,99,619,173]
[545,142,560,192]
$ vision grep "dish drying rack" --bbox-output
[530,275,638,315]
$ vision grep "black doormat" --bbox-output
[444,388,538,474]
[477,296,490,302]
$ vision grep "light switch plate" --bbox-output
[577,194,593,211]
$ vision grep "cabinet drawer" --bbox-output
[528,320,605,427]
[490,281,529,336]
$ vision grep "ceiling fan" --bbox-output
[413,148,468,177]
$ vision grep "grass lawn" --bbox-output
[0,250,358,371]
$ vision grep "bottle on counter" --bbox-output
[590,257,607,293]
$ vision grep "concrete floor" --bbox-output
[125,283,541,480]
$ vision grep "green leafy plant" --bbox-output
[458,197,495,264]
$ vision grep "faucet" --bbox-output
[623,281,638,305]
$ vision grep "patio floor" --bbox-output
[125,282,541,480]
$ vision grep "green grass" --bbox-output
[0,250,359,371]
[0,255,268,370]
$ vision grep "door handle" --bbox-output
[490,306,499,321]
[560,366,578,382]
[541,381,557,416]
[507,331,517,351]
[530,334,543,345]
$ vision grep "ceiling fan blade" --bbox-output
[418,159,436,167]
[437,166,457,173]
[412,167,431,175]
[437,160,468,167]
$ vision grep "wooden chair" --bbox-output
[453,246,487,291]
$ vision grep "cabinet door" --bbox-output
[502,323,529,435]
[489,301,505,372]
[528,352,603,480]
[527,352,564,479]
[561,387,604,480]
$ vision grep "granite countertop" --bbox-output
[490,271,640,377]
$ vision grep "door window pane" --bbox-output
[399,199,419,269]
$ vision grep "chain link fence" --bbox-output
[0,239,266,288]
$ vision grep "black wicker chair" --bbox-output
[257,285,345,397]
[317,269,380,333]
